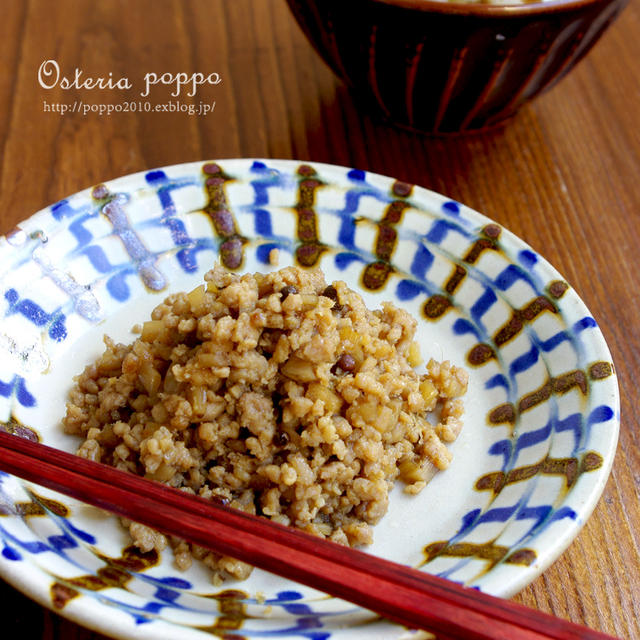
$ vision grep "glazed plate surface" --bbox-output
[0,159,618,639]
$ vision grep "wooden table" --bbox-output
[1,1,639,638]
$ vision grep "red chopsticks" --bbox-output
[0,430,618,640]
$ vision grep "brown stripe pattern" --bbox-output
[50,545,160,609]
[475,453,604,495]
[198,590,250,636]
[293,164,326,267]
[488,362,612,429]
[422,224,500,323]
[0,491,68,518]
[202,163,247,270]
[361,180,413,291]
[423,541,536,571]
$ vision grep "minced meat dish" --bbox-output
[63,264,468,583]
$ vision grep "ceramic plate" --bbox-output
[0,159,618,639]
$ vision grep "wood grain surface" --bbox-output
[0,1,639,638]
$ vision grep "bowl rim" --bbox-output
[368,0,621,17]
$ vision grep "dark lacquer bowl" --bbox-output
[285,0,628,134]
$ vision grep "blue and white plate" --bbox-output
[0,159,619,639]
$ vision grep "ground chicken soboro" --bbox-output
[63,265,468,583]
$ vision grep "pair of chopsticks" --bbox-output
[0,430,617,640]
